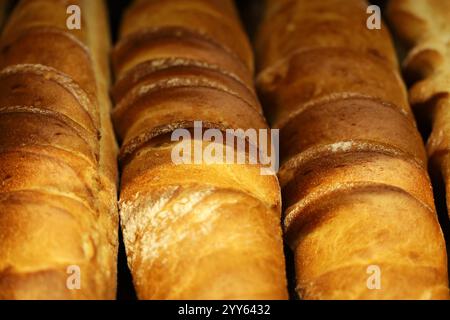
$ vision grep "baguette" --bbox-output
[387,0,450,221]
[0,0,8,29]
[256,0,449,299]
[113,0,287,299]
[0,0,118,299]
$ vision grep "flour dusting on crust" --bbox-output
[119,186,219,266]
[330,141,353,153]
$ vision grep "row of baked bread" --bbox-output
[0,0,448,300]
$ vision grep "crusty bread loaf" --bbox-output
[256,0,449,299]
[0,0,118,299]
[387,0,450,221]
[113,0,287,299]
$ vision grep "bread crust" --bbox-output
[119,0,253,72]
[256,0,398,72]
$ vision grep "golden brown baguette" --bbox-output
[387,0,450,221]
[113,0,287,299]
[256,0,449,299]
[0,0,118,299]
